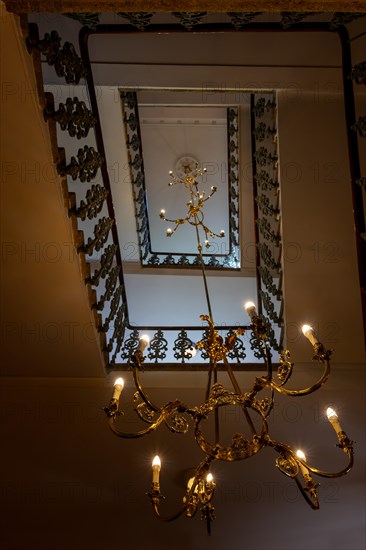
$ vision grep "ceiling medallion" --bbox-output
[104,165,354,534]
[174,155,200,180]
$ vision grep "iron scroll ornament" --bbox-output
[74,21,365,365]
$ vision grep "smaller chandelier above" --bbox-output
[160,163,225,250]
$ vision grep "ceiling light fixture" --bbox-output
[104,165,354,534]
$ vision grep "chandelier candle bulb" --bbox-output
[245,301,257,319]
[166,228,172,236]
[206,473,214,486]
[112,377,124,401]
[138,335,150,353]
[152,455,161,484]
[327,407,343,434]
[296,450,309,477]
[302,324,319,347]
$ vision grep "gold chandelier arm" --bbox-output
[132,364,159,413]
[107,415,162,439]
[151,501,189,522]
[107,399,185,439]
[268,359,330,397]
[268,437,354,479]
[307,455,354,478]
[302,447,354,478]
[201,186,217,203]
[148,456,215,523]
[263,386,275,419]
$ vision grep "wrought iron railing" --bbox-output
[121,91,240,269]
[348,59,366,323]
[251,93,283,351]
[25,16,366,369]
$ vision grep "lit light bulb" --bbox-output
[160,209,165,218]
[210,186,217,192]
[112,377,124,401]
[244,301,257,319]
[152,455,161,484]
[327,407,343,433]
[138,334,150,352]
[152,455,161,469]
[296,449,306,461]
[326,407,337,420]
[206,473,213,485]
[302,324,319,347]
[166,228,172,236]
[185,346,197,359]
[220,230,225,237]
[205,239,209,247]
[296,449,309,477]
[169,170,173,175]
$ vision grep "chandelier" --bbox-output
[104,164,354,534]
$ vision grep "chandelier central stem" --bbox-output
[223,356,257,437]
[193,213,214,324]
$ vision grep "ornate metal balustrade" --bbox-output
[25,15,366,369]
[61,11,366,31]
[349,60,366,241]
[347,55,366,324]
[121,91,240,269]
[251,94,283,352]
